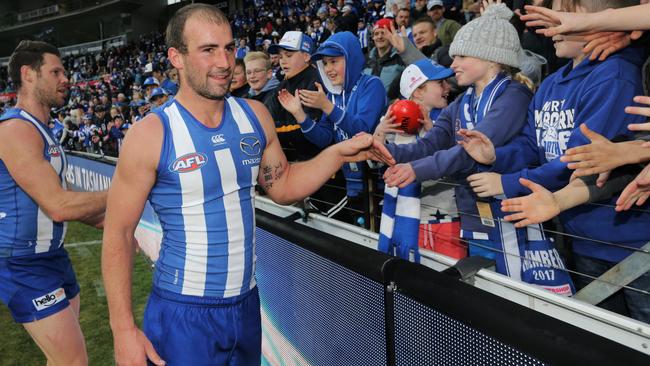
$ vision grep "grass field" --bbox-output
[0,222,154,366]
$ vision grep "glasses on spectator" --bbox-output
[246,68,269,76]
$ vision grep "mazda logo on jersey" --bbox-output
[169,152,208,173]
[240,136,261,156]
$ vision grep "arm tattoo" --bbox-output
[261,160,286,192]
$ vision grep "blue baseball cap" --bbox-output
[311,44,345,61]
[268,31,314,54]
[400,59,454,99]
[143,76,159,86]
[150,87,166,99]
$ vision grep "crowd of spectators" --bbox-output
[0,0,554,158]
[1,0,649,323]
[0,30,178,156]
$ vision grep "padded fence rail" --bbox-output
[255,209,649,366]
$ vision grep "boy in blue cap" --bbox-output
[278,31,387,226]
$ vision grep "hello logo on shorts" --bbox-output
[169,152,208,173]
[32,288,66,311]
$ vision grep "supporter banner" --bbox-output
[65,154,162,260]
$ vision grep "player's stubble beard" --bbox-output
[185,65,233,101]
[35,79,68,109]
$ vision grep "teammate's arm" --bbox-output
[0,119,107,223]
[101,114,165,366]
[246,99,394,205]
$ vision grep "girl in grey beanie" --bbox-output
[381,2,550,283]
[448,3,522,91]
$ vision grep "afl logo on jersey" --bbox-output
[169,152,208,173]
[240,136,261,156]
[48,145,61,157]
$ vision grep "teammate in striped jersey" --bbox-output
[101,4,394,366]
[0,41,107,365]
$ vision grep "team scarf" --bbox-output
[458,72,511,130]
[378,133,422,262]
[460,73,574,295]
[489,201,575,296]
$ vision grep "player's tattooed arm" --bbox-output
[259,159,287,192]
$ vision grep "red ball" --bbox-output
[389,100,423,135]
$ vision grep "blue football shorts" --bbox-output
[144,286,262,366]
[0,248,80,323]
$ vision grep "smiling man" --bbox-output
[0,41,107,365]
[101,5,393,366]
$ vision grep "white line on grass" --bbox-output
[66,240,102,248]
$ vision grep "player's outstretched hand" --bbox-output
[560,124,632,177]
[616,164,650,211]
[338,132,396,166]
[383,163,417,188]
[457,129,496,165]
[113,326,165,366]
[502,178,560,227]
[467,172,503,198]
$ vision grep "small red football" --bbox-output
[389,100,423,135]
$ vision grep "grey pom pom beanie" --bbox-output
[448,3,521,68]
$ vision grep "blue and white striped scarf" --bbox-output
[378,134,421,262]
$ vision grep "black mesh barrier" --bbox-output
[393,292,544,366]
[255,210,649,366]
[256,229,387,365]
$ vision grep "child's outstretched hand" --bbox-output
[278,88,306,122]
[374,108,403,140]
[384,163,417,188]
[502,178,560,227]
[626,95,650,137]
[298,82,334,114]
[457,129,496,165]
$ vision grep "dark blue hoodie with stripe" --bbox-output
[489,47,649,263]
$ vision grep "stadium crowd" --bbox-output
[1,0,649,324]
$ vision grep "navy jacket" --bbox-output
[386,81,533,234]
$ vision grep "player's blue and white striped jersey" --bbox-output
[0,108,68,258]
[150,97,266,298]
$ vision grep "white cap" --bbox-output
[267,31,314,54]
[400,59,454,99]
[427,0,444,10]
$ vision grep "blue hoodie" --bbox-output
[300,32,388,197]
[488,47,649,263]
[385,81,533,235]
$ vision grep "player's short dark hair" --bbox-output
[8,40,60,91]
[166,3,230,54]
